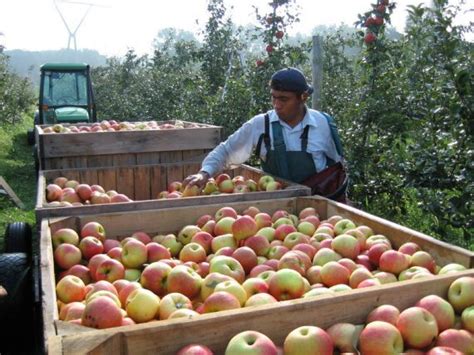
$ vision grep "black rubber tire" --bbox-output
[0,253,36,353]
[4,222,32,254]
[27,128,35,145]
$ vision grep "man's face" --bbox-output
[271,89,304,122]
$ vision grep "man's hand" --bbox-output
[183,171,210,189]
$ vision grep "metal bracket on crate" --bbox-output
[0,176,25,209]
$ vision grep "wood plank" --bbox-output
[38,126,222,158]
[80,169,99,186]
[116,167,135,199]
[113,154,137,167]
[40,219,60,349]
[159,151,183,164]
[133,166,151,201]
[0,176,24,208]
[58,271,474,354]
[36,173,47,209]
[98,168,117,193]
[136,152,161,165]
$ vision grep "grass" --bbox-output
[0,114,36,251]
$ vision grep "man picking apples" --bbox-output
[183,67,347,202]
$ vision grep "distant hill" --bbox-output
[4,49,108,86]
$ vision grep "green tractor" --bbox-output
[27,62,97,145]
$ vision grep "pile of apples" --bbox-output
[45,176,133,207]
[53,205,470,330]
[158,173,282,199]
[177,275,474,354]
[42,119,204,134]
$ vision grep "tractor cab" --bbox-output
[28,63,97,144]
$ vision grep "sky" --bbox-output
[0,0,472,57]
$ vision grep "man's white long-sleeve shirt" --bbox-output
[201,108,342,177]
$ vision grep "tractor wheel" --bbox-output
[0,253,35,353]
[4,222,32,255]
[27,128,35,145]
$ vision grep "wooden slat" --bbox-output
[38,126,222,158]
[113,154,137,167]
[133,166,151,201]
[116,167,135,199]
[58,271,474,354]
[40,219,60,350]
[98,168,117,193]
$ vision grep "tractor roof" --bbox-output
[40,63,89,71]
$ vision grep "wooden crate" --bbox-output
[40,196,474,353]
[49,272,474,354]
[35,120,222,169]
[35,164,311,219]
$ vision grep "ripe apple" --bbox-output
[80,221,106,242]
[52,228,80,248]
[368,243,391,266]
[232,247,258,275]
[333,219,357,235]
[159,292,193,320]
[245,293,277,307]
[209,255,245,283]
[46,183,63,202]
[214,206,238,221]
[82,295,123,329]
[118,281,142,306]
[54,243,82,270]
[179,242,207,263]
[211,233,237,253]
[246,179,258,192]
[232,215,258,242]
[64,264,92,285]
[53,176,68,188]
[167,265,202,299]
[268,268,305,301]
[266,181,282,191]
[79,236,104,260]
[367,304,400,325]
[448,276,474,313]
[214,280,248,306]
[348,267,373,288]
[426,346,464,355]
[379,250,410,275]
[130,231,151,245]
[160,234,183,257]
[331,234,360,260]
[326,322,363,353]
[416,295,455,332]
[254,213,272,230]
[200,272,234,300]
[284,325,333,355]
[75,183,93,201]
[398,242,421,255]
[438,263,467,275]
[242,206,260,218]
[176,344,213,355]
[313,248,342,266]
[225,330,277,355]
[146,242,171,262]
[214,217,235,236]
[244,235,270,257]
[90,191,111,204]
[56,275,86,303]
[410,251,436,273]
[257,175,274,191]
[169,308,200,319]
[435,329,474,354]
[396,306,439,349]
[298,207,318,220]
[202,291,241,313]
[296,221,316,237]
[103,239,121,253]
[168,181,183,193]
[320,261,350,287]
[274,224,297,241]
[121,238,148,268]
[140,261,172,296]
[95,258,125,283]
[125,288,160,323]
[461,305,474,332]
[359,321,404,354]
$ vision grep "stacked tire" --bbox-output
[0,222,41,354]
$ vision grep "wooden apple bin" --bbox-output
[35,120,223,170]
[40,196,474,353]
[35,164,311,219]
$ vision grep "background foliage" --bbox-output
[0,0,472,250]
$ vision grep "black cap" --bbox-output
[270,67,314,95]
